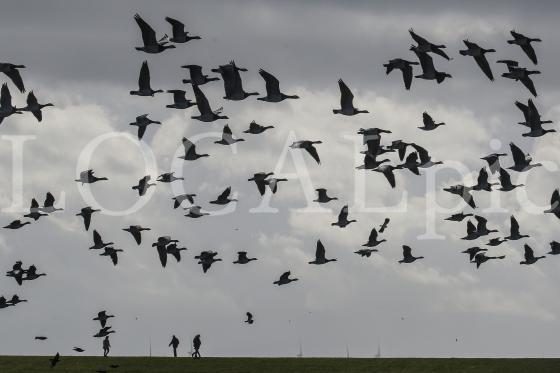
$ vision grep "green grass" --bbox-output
[1,356,560,373]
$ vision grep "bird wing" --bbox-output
[520,43,538,65]
[83,211,92,230]
[192,84,212,114]
[139,61,150,90]
[218,186,231,200]
[520,76,537,97]
[165,17,185,38]
[137,125,147,140]
[5,67,25,93]
[422,112,434,128]
[411,144,429,164]
[110,251,118,265]
[382,167,396,188]
[415,50,435,73]
[255,180,267,195]
[550,189,560,210]
[338,205,349,222]
[130,229,142,245]
[27,91,38,106]
[44,192,55,208]
[305,145,321,164]
[409,29,428,45]
[279,271,290,282]
[0,83,11,108]
[338,79,354,110]
[402,63,413,90]
[316,240,326,260]
[510,215,520,236]
[462,191,476,209]
[509,142,526,167]
[466,221,476,235]
[93,230,102,245]
[477,168,489,186]
[499,168,512,187]
[157,245,168,267]
[524,244,535,260]
[402,245,412,258]
[259,69,280,96]
[134,14,157,46]
[474,54,494,81]
[182,137,197,156]
[474,215,488,230]
[515,100,531,122]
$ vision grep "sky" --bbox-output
[0,0,560,358]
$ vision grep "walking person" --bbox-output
[103,336,111,357]
[192,334,201,359]
[169,334,180,357]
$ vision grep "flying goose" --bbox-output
[397,152,421,175]
[331,205,356,228]
[505,215,529,240]
[132,176,156,196]
[515,99,553,129]
[166,90,195,109]
[473,253,505,268]
[362,228,386,247]
[459,40,495,81]
[461,247,487,261]
[410,46,452,83]
[181,65,218,85]
[166,243,187,263]
[273,271,298,285]
[180,137,209,160]
[24,265,46,281]
[481,153,507,174]
[100,247,122,266]
[130,61,163,96]
[409,29,450,60]
[23,91,53,122]
[75,169,108,184]
[8,294,27,306]
[289,140,322,164]
[89,230,114,251]
[0,63,25,92]
[215,124,245,145]
[122,225,150,245]
[520,244,545,265]
[165,17,201,43]
[462,216,497,240]
[209,187,237,205]
[487,237,508,246]
[233,251,257,264]
[130,114,161,140]
[548,241,560,255]
[213,61,258,100]
[24,199,47,221]
[257,69,299,102]
[507,30,541,64]
[308,240,337,264]
[399,245,424,263]
[152,236,178,268]
[498,168,524,191]
[412,144,443,168]
[134,14,175,53]
[40,192,63,213]
[73,347,85,353]
[383,58,418,90]
[248,172,274,195]
[93,326,115,338]
[184,205,209,218]
[333,79,368,115]
[373,165,400,189]
[0,83,22,123]
[544,189,560,219]
[501,65,540,97]
[76,206,100,230]
[157,172,184,183]
[313,188,337,203]
[471,168,497,192]
[445,212,473,222]
[419,112,445,130]
[243,120,274,134]
[245,312,254,324]
[354,248,378,257]
[379,218,390,233]
[172,193,196,208]
[191,83,228,122]
[195,251,222,273]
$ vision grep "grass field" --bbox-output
[0,356,560,373]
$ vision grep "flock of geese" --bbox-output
[0,12,558,367]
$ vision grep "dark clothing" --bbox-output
[169,335,180,358]
[103,337,111,357]
[192,335,201,359]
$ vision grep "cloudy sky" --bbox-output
[1,0,560,358]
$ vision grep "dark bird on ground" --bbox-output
[191,83,228,122]
[76,206,100,231]
[481,153,507,174]
[129,114,161,140]
[411,46,452,83]
[0,83,23,123]
[233,251,257,264]
[505,215,529,240]
[502,65,540,97]
[373,165,400,189]
[419,111,445,130]
[521,244,545,265]
[243,120,274,134]
[181,65,218,85]
[487,237,508,246]
[245,312,254,324]
[165,17,201,43]
[383,58,418,90]
[24,265,46,281]
[73,347,85,353]
[209,187,237,205]
[399,245,424,263]
[444,185,476,209]
[215,124,245,145]
[507,30,541,64]
[498,168,524,191]
[180,137,209,161]
[35,336,48,341]
[290,140,322,164]
[172,193,196,208]
[213,61,258,100]
[273,271,298,285]
[166,90,195,109]
[134,14,175,53]
[195,251,222,273]
[89,230,114,251]
[100,247,122,266]
[473,253,505,268]
[331,205,357,228]
[130,61,163,96]
[75,170,108,184]
[123,225,150,245]
[257,69,299,102]
[379,218,390,233]
[548,241,560,255]
[354,248,378,257]
[462,247,487,261]
[157,172,183,183]
[24,199,47,221]
[23,91,53,122]
[472,168,497,192]
[93,311,114,328]
[248,172,274,195]
[333,79,368,115]
[445,212,473,222]
[363,228,386,247]
[409,29,450,60]
[40,192,63,213]
[184,206,209,219]
[309,240,337,264]
[459,40,495,80]
[0,63,25,92]
[132,175,156,196]
[4,219,30,229]
[313,188,337,203]
[49,352,60,368]
[166,243,186,263]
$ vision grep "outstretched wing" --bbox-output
[259,69,280,96]
[4,67,25,93]
[338,79,354,110]
[315,240,326,261]
[134,13,157,46]
[165,17,185,38]
[192,84,212,114]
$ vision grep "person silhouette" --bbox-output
[192,334,201,359]
[103,336,111,357]
[169,335,180,357]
